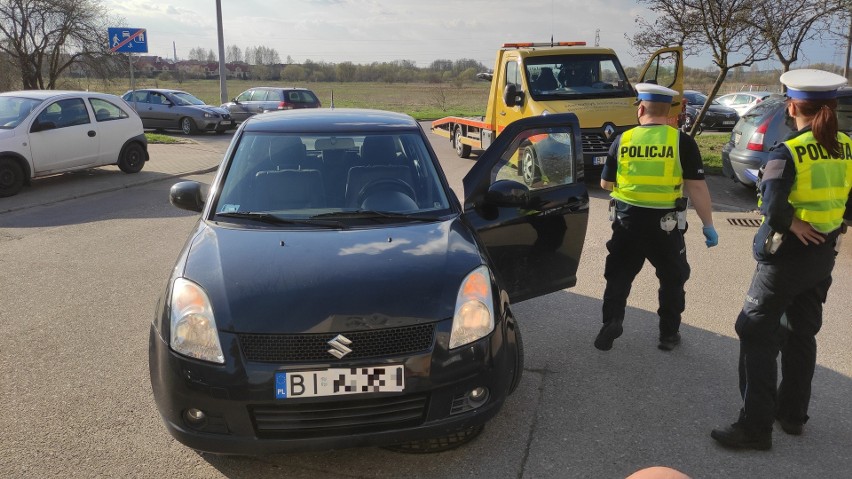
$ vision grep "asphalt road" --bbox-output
[0,125,850,478]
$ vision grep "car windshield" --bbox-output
[213,131,453,226]
[171,92,206,106]
[0,97,43,129]
[524,54,632,100]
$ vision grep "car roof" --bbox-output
[0,90,115,100]
[242,108,419,133]
[250,86,313,91]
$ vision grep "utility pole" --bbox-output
[215,0,228,104]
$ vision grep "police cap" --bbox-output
[780,69,848,100]
[633,83,680,106]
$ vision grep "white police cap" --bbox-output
[633,83,680,105]
[780,69,848,100]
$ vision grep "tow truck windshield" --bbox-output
[525,54,633,100]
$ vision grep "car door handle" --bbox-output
[88,131,96,137]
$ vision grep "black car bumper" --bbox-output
[148,318,517,455]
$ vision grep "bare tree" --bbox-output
[0,0,122,89]
[188,46,207,62]
[750,0,849,74]
[632,0,771,136]
[225,44,241,63]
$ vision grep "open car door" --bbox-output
[637,46,684,127]
[462,113,588,303]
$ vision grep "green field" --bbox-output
[120,79,730,171]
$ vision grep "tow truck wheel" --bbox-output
[454,126,471,158]
[522,147,539,186]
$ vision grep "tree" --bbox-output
[632,0,772,136]
[225,44,242,63]
[188,47,208,62]
[0,0,123,89]
[750,0,849,74]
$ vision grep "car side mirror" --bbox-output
[485,179,530,207]
[30,120,56,133]
[232,98,240,104]
[503,84,524,107]
[170,181,205,212]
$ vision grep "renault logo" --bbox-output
[604,124,616,140]
[327,334,353,359]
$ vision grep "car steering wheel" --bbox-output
[357,178,417,208]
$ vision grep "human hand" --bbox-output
[702,226,718,247]
[789,217,825,245]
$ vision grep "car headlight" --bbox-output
[169,277,224,364]
[203,112,216,118]
[449,266,495,349]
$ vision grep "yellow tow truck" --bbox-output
[432,42,683,182]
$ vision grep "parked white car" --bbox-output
[0,90,148,197]
[715,91,774,116]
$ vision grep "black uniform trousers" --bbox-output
[735,237,837,432]
[601,217,691,337]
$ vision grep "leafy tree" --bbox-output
[0,0,123,89]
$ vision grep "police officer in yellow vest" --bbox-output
[712,69,852,451]
[596,83,717,352]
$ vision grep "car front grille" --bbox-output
[250,393,428,438]
[581,133,613,155]
[238,324,436,363]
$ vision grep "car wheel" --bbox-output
[383,424,485,454]
[508,317,524,395]
[180,117,198,135]
[118,143,146,174]
[0,157,24,197]
[522,147,539,186]
[454,126,471,158]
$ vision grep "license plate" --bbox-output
[723,120,735,125]
[275,365,404,399]
[593,155,607,165]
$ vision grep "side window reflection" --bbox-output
[491,128,575,190]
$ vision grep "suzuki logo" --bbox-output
[604,124,615,140]
[327,334,353,359]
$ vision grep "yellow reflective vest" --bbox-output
[611,125,683,209]
[783,131,852,233]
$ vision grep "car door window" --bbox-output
[491,129,576,189]
[733,95,751,106]
[89,98,129,122]
[236,90,253,102]
[38,98,90,129]
[250,90,269,101]
[129,91,149,103]
[149,92,168,105]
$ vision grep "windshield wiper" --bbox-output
[215,211,347,229]
[311,210,445,222]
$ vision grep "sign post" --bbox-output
[108,28,148,93]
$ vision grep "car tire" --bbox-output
[454,126,471,159]
[521,146,539,186]
[180,117,198,135]
[383,424,485,454]
[118,143,146,174]
[508,317,524,396]
[0,157,25,197]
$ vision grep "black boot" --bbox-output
[710,422,772,450]
[658,332,681,351]
[594,321,623,351]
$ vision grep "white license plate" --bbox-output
[723,120,735,125]
[593,155,607,165]
[275,365,404,399]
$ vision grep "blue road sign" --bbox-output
[108,28,148,53]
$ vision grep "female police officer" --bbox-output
[712,69,852,450]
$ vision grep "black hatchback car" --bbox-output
[722,87,852,186]
[680,90,739,133]
[148,109,589,454]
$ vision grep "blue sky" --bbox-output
[103,0,848,70]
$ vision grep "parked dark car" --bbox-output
[680,90,739,133]
[122,89,235,135]
[148,109,589,454]
[220,87,321,122]
[722,87,852,186]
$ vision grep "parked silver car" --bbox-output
[220,87,321,122]
[715,91,774,116]
[122,89,235,135]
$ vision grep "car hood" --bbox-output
[180,218,484,334]
[190,105,229,115]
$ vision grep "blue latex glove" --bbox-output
[702,226,718,247]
